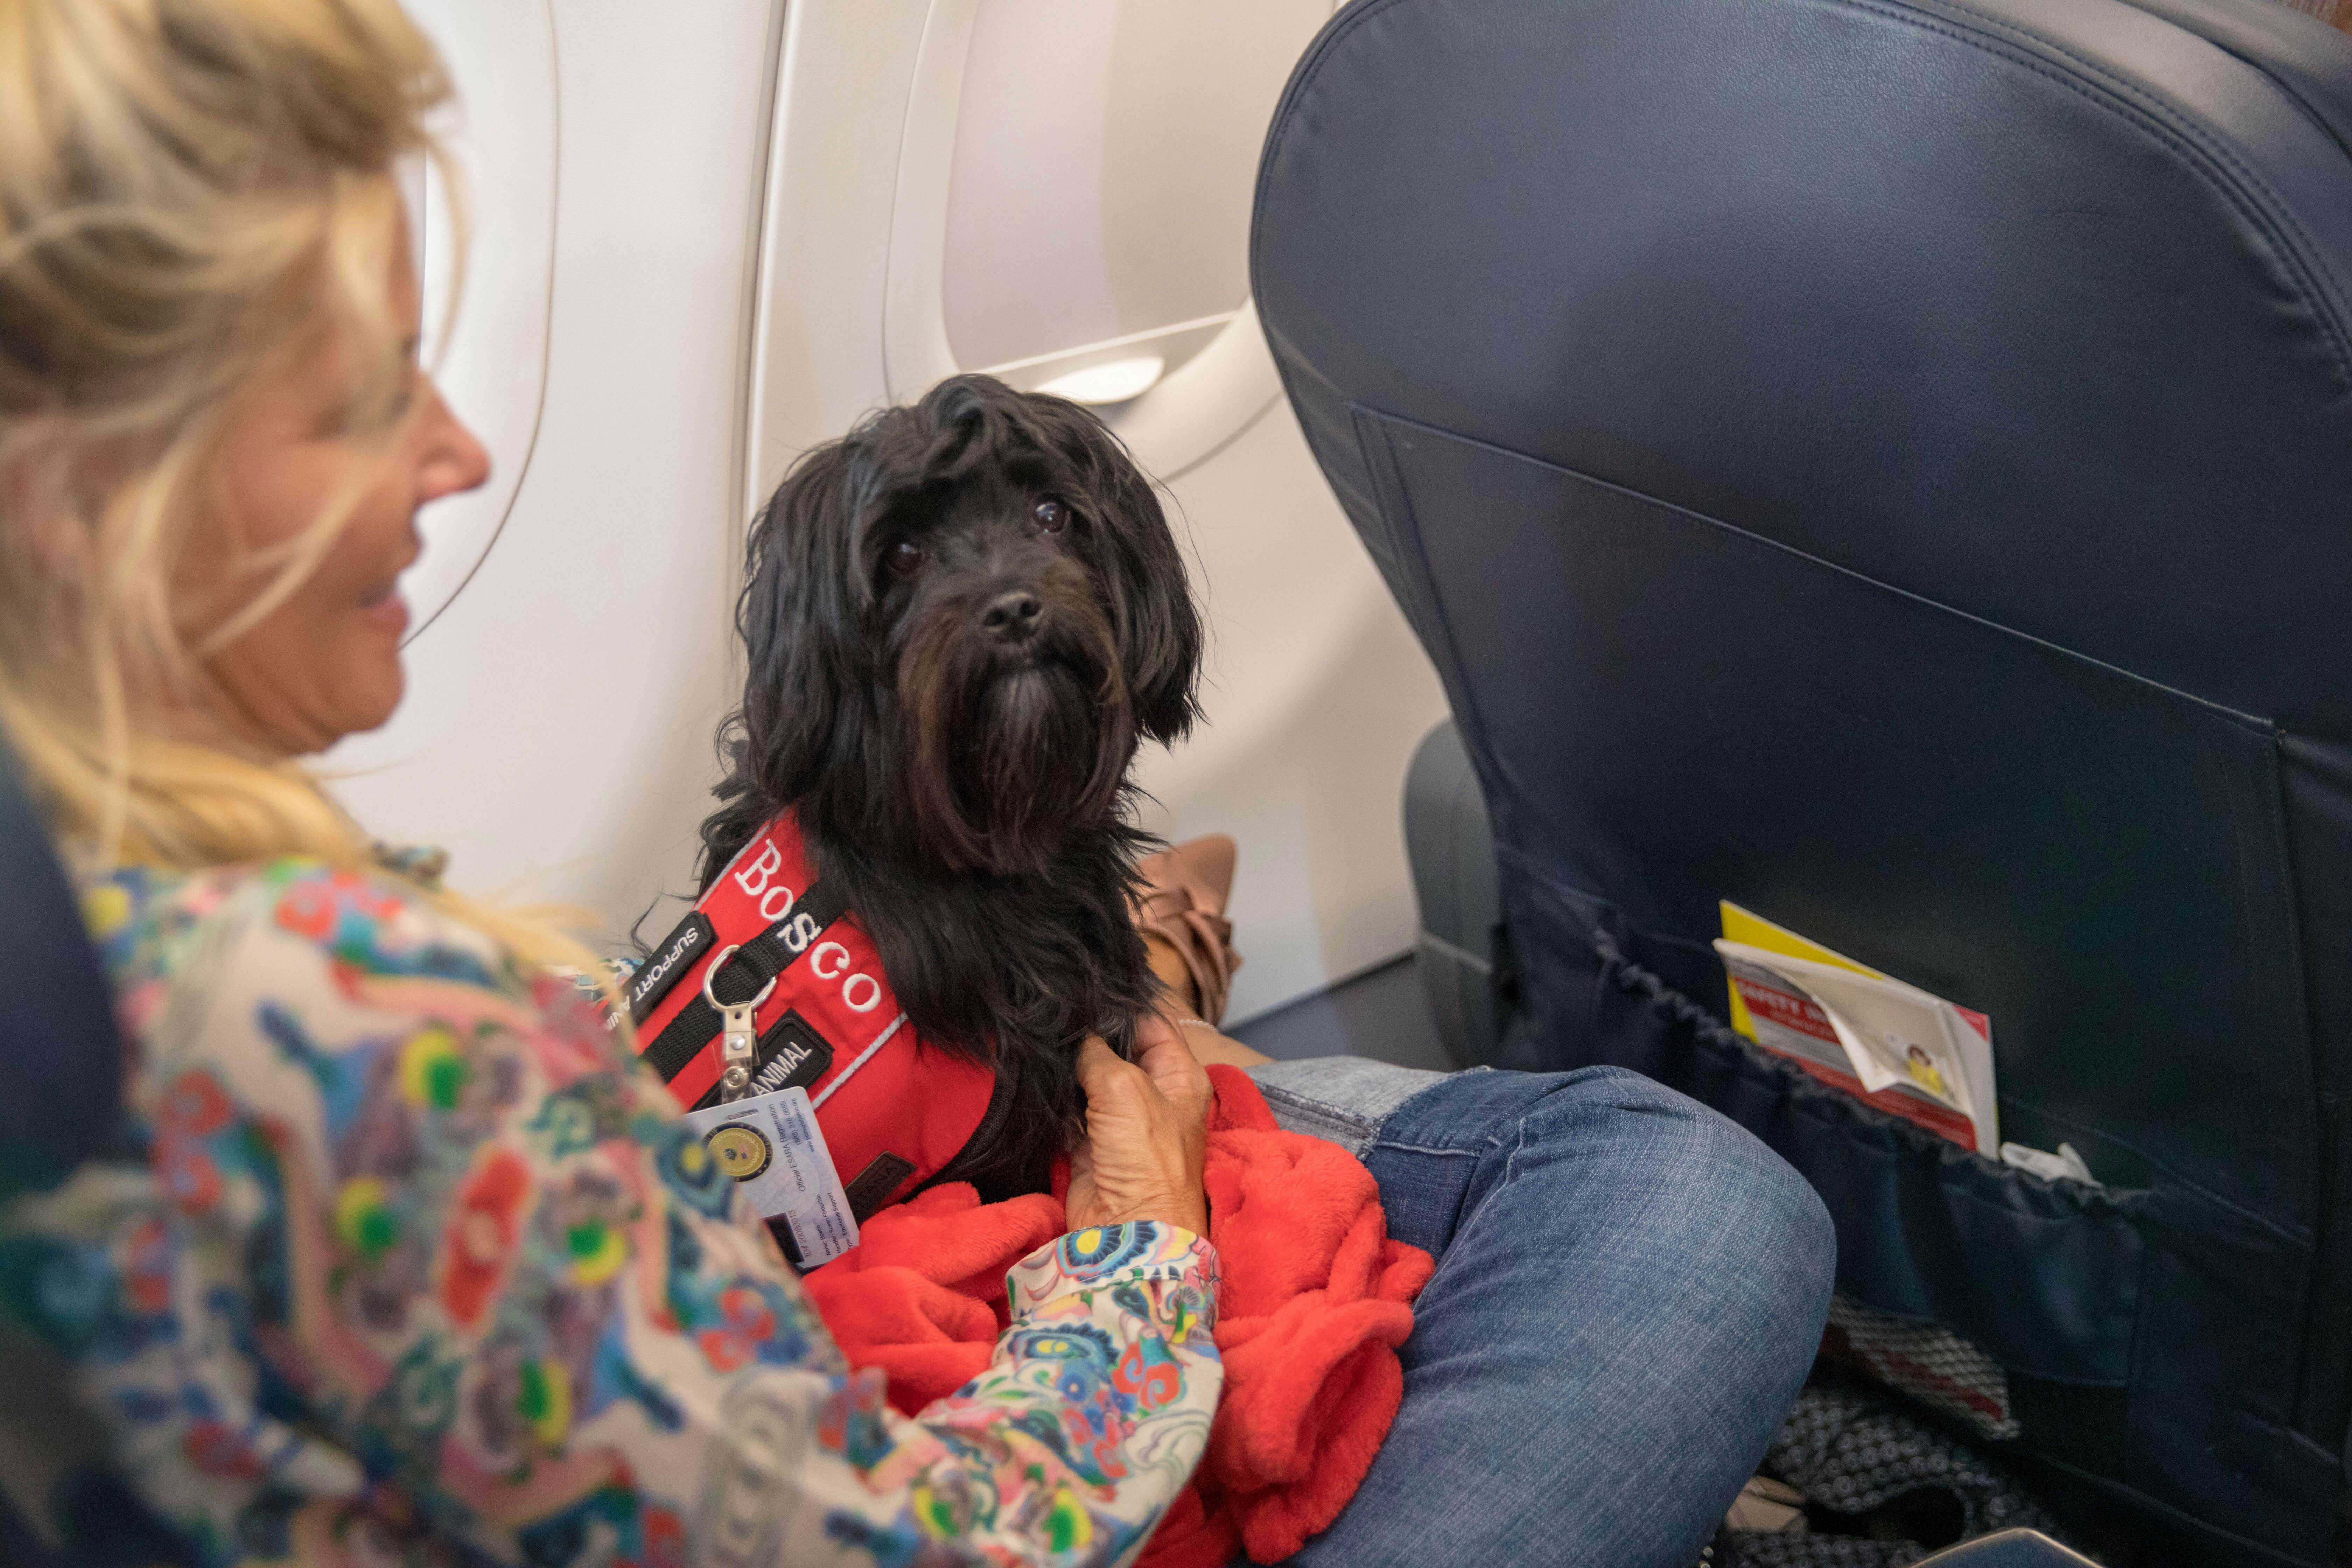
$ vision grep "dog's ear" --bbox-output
[747,436,882,789]
[700,436,872,878]
[1041,400,1203,743]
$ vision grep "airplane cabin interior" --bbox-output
[9,0,2352,1564]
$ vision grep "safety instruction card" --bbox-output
[1715,902,1999,1155]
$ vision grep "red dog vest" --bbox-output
[627,813,1000,1226]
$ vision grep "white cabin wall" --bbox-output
[1133,403,1450,1020]
[328,1,784,930]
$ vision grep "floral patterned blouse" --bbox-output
[0,858,1222,1567]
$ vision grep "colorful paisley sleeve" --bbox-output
[0,860,1222,1568]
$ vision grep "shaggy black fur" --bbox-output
[696,374,1203,1200]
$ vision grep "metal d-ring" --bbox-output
[701,944,779,1012]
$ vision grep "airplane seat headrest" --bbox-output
[0,735,122,1202]
[0,742,190,1563]
[1253,0,2352,1562]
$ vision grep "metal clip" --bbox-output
[701,944,779,1103]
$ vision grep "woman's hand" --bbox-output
[1066,1014,1213,1237]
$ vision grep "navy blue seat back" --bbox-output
[1254,0,2352,1561]
[0,739,198,1565]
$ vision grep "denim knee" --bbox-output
[1374,1064,1837,1349]
[1335,1066,1836,1567]
[1513,1067,1837,1354]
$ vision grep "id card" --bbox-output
[682,1086,859,1268]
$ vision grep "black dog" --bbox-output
[695,374,1203,1200]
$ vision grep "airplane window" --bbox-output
[938,0,1336,404]
[390,0,558,641]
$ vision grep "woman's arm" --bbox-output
[4,863,1219,1567]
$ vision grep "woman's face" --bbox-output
[191,223,488,756]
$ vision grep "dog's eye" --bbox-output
[1032,499,1068,535]
[886,539,924,576]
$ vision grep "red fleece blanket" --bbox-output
[802,1065,1434,1567]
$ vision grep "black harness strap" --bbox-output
[916,1074,1018,1196]
[640,878,853,1084]
[842,1153,918,1222]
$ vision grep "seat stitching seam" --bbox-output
[1261,0,2352,396]
[1364,405,2269,727]
[1831,0,2352,390]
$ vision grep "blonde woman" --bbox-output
[0,2,1219,1564]
[0,1,1843,1565]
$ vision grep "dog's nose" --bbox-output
[981,591,1044,638]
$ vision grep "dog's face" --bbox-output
[736,375,1202,878]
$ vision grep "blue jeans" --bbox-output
[1245,1059,1835,1568]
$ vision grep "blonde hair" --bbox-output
[0,0,607,981]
